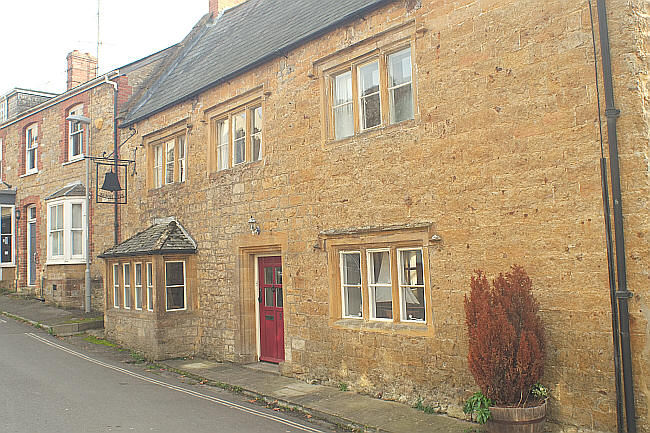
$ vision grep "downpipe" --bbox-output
[595,0,637,431]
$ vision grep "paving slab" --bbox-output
[164,358,474,433]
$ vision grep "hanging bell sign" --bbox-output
[100,170,123,192]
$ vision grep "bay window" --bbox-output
[46,198,86,263]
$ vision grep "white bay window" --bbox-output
[47,198,86,263]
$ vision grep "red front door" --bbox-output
[259,256,284,363]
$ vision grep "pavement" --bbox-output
[0,291,476,433]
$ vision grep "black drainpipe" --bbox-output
[113,83,119,245]
[595,0,637,431]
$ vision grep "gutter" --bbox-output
[0,71,121,130]
[595,0,637,431]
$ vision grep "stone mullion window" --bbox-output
[149,134,186,189]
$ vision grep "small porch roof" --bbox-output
[99,218,197,259]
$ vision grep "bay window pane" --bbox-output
[72,204,82,229]
[72,231,82,256]
[166,261,186,310]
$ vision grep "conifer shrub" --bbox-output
[464,265,545,406]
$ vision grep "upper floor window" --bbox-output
[46,198,85,263]
[25,123,38,174]
[0,99,7,123]
[213,103,262,172]
[0,138,3,181]
[68,104,84,161]
[0,205,15,266]
[327,46,414,141]
[150,134,186,189]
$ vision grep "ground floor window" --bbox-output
[325,227,431,326]
[165,261,186,311]
[0,205,14,265]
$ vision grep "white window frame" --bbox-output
[340,251,363,319]
[68,104,84,161]
[366,248,393,321]
[397,248,426,323]
[357,60,382,132]
[46,198,86,264]
[113,264,120,308]
[164,139,175,185]
[232,111,246,166]
[331,71,354,140]
[250,105,262,162]
[134,262,143,310]
[387,48,414,125]
[178,135,186,183]
[123,263,131,309]
[0,205,15,267]
[153,144,163,188]
[25,123,38,175]
[212,102,263,172]
[165,260,187,312]
[146,262,154,311]
[216,118,229,171]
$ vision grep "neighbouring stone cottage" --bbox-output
[103,0,650,431]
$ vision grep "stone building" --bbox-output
[0,48,173,309]
[104,0,649,431]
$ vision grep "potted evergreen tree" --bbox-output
[463,265,547,432]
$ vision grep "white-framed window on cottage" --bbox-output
[68,104,84,161]
[153,144,163,188]
[325,45,415,141]
[123,263,131,309]
[0,205,15,266]
[165,260,186,311]
[47,198,85,264]
[397,248,425,322]
[146,262,154,311]
[211,101,263,172]
[150,134,186,189]
[340,251,362,318]
[25,123,38,174]
[367,249,393,320]
[113,264,120,308]
[134,263,143,310]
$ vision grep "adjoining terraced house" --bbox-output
[0,48,174,310]
[104,0,650,431]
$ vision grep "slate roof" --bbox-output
[122,0,391,126]
[99,219,197,258]
[45,183,85,200]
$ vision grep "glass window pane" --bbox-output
[265,287,274,307]
[400,250,423,285]
[251,135,261,161]
[373,286,393,319]
[165,262,184,286]
[370,251,391,284]
[334,104,353,139]
[342,252,361,285]
[252,106,262,135]
[178,136,185,159]
[333,71,352,105]
[403,286,425,321]
[71,204,82,229]
[361,94,381,129]
[265,267,273,285]
[359,62,380,97]
[388,48,412,87]
[276,286,283,307]
[167,286,185,310]
[135,263,142,286]
[275,267,282,285]
[165,140,174,183]
[72,231,82,255]
[390,85,414,124]
[57,205,63,229]
[344,286,362,317]
[233,112,246,140]
[1,207,11,234]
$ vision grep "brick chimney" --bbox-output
[66,51,98,90]
[209,0,245,16]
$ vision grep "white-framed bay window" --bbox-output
[123,263,132,309]
[113,264,120,308]
[46,198,86,263]
[134,262,143,310]
[146,262,154,311]
[0,205,15,266]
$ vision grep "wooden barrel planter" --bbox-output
[486,400,547,433]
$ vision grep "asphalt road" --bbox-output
[0,317,332,433]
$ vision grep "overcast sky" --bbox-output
[0,0,209,95]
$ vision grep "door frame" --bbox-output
[26,205,36,286]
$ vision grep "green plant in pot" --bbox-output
[463,265,547,432]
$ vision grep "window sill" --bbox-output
[63,156,84,166]
[333,317,429,335]
[324,117,418,149]
[0,262,16,268]
[46,259,86,266]
[210,158,263,179]
[148,181,186,194]
[20,171,38,178]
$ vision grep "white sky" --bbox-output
[0,0,209,95]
